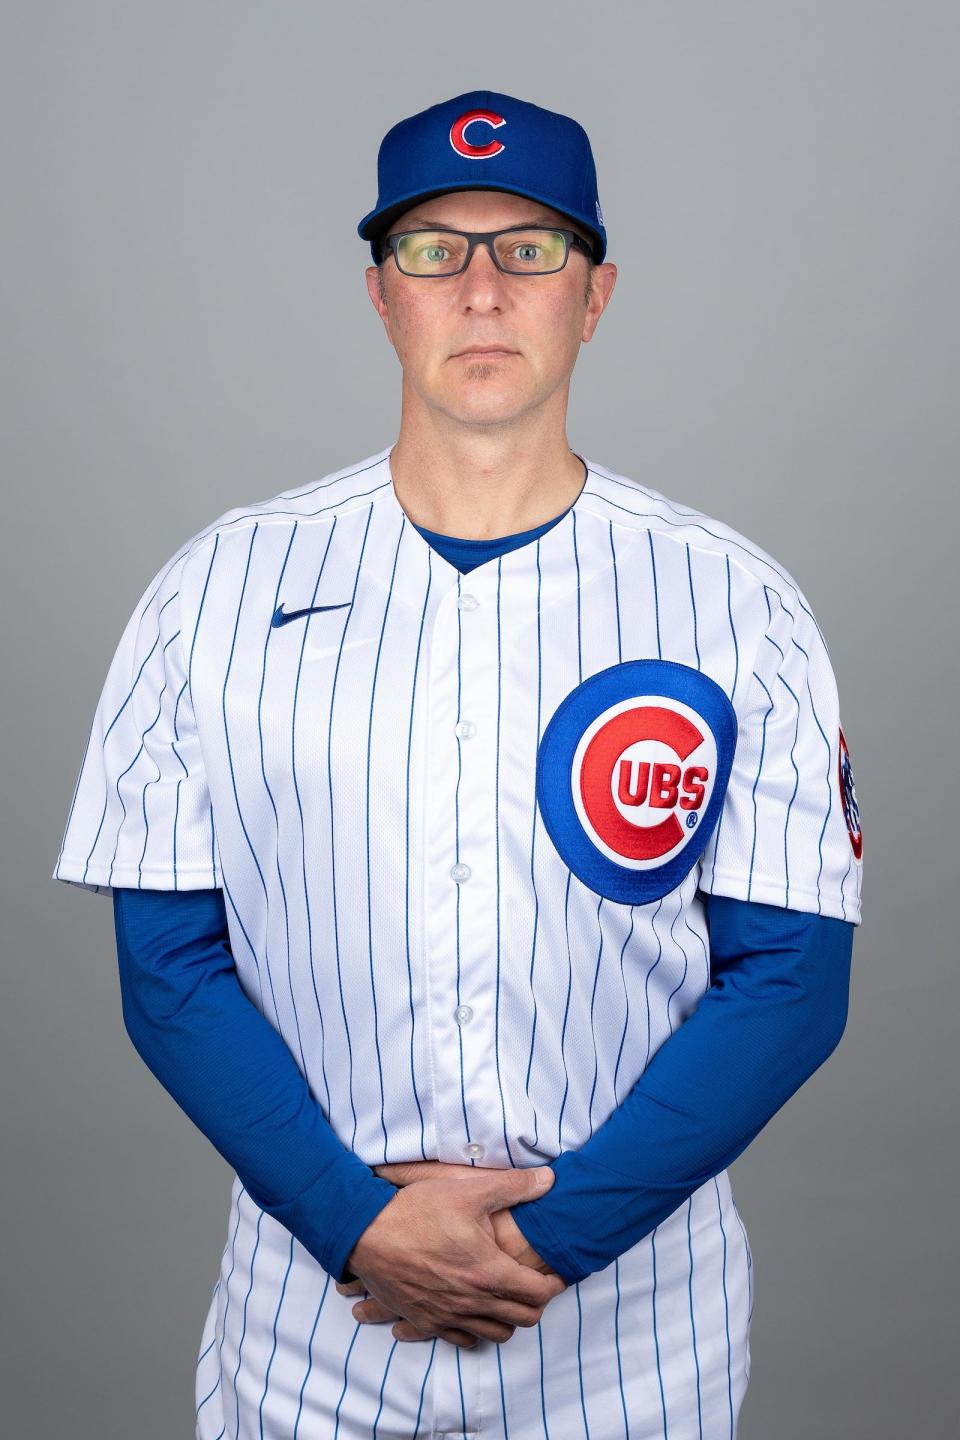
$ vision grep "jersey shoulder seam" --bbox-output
[580,462,810,612]
[178,449,396,570]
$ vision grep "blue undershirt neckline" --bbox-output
[412,509,570,572]
[408,460,584,573]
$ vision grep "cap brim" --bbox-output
[358,182,603,260]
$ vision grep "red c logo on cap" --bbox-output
[450,109,506,159]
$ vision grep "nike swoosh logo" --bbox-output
[272,602,352,628]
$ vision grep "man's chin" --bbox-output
[437,392,535,427]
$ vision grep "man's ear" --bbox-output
[364,264,394,343]
[581,261,618,343]
[364,263,383,310]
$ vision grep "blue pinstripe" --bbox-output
[648,529,662,659]
[291,516,337,1103]
[555,514,583,1150]
[199,1192,243,1429]
[536,1323,550,1438]
[220,524,280,1022]
[613,1256,631,1440]
[731,1205,754,1325]
[665,892,690,1037]
[612,907,636,1105]
[687,1201,705,1440]
[81,593,176,884]
[180,533,220,887]
[574,1282,591,1437]
[132,629,181,884]
[370,1337,401,1438]
[326,504,376,1152]
[707,554,741,892]
[291,1277,332,1440]
[453,574,472,1153]
[642,900,665,1073]
[686,543,701,670]
[410,1341,438,1438]
[494,558,513,1166]
[586,892,606,1136]
[651,1225,668,1437]
[778,672,803,907]
[257,1235,294,1438]
[258,523,303,1065]
[746,671,775,900]
[364,515,406,1159]
[714,1176,734,1438]
[333,1323,364,1437]
[523,540,544,1152]
[454,1344,468,1433]
[404,543,434,1161]
[230,1208,263,1440]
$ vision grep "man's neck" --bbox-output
[387,429,587,541]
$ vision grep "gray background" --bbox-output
[3,3,956,1435]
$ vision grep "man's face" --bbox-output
[364,190,617,428]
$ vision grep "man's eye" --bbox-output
[421,246,449,262]
[510,245,542,262]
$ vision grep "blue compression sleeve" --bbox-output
[114,886,853,1292]
[509,896,855,1285]
[112,886,398,1284]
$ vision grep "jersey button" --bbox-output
[457,593,479,611]
[464,1142,485,1160]
[450,862,471,883]
[455,720,476,740]
[453,1004,473,1025]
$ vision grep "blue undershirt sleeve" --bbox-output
[111,885,399,1285]
[508,895,855,1286]
[113,885,854,1294]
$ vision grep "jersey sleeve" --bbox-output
[52,545,221,897]
[697,588,864,924]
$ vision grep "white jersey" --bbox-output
[53,444,863,1439]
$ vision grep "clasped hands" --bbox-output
[335,1159,568,1350]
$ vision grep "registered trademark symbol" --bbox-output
[686,812,698,829]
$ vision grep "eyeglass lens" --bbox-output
[393,229,569,276]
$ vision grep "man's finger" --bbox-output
[353,1297,399,1324]
[336,1279,366,1297]
[472,1244,569,1312]
[393,1320,478,1349]
[375,1160,476,1185]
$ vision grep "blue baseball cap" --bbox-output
[357,90,607,264]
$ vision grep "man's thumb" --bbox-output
[481,1165,554,1210]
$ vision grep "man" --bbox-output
[54,90,863,1438]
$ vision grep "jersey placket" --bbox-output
[423,566,505,1169]
[420,565,504,1436]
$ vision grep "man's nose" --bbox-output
[458,242,510,306]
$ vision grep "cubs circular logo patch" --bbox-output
[536,660,738,904]
[838,726,863,859]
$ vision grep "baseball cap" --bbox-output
[357,90,607,264]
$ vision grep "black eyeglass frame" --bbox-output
[377,225,596,276]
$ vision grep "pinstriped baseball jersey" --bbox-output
[53,443,862,1439]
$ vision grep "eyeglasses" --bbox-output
[379,226,594,277]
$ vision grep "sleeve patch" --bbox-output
[838,725,863,858]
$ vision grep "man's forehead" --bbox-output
[394,190,574,230]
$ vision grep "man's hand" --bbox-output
[335,1161,567,1348]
